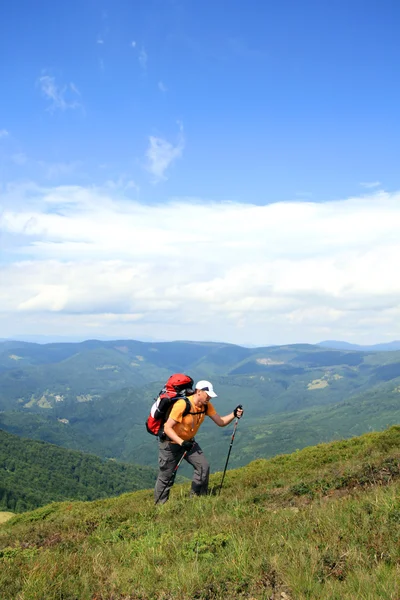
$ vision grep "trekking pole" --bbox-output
[218,417,240,496]
[155,449,187,505]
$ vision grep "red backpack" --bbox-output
[145,374,195,437]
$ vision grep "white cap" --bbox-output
[195,380,217,398]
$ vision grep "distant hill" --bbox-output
[319,339,400,351]
[0,429,157,512]
[3,335,164,344]
[0,338,230,409]
[2,338,400,474]
[1,426,400,599]
[3,338,400,414]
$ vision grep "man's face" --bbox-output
[198,389,211,406]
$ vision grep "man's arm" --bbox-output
[164,417,184,445]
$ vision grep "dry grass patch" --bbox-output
[0,513,14,525]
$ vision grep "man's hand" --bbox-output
[233,405,243,419]
[181,440,195,451]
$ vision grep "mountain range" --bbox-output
[319,340,400,351]
[1,338,400,477]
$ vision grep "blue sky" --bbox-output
[1,0,400,345]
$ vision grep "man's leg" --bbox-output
[185,442,210,496]
[154,440,184,504]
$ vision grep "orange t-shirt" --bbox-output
[168,395,216,442]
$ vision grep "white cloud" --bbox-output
[97,38,104,44]
[158,81,167,92]
[38,75,81,112]
[139,47,148,70]
[131,40,137,48]
[360,181,381,189]
[0,129,9,138]
[1,185,400,344]
[145,126,185,181]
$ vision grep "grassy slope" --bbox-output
[1,426,400,599]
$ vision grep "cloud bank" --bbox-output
[1,184,400,344]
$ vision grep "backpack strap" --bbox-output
[182,397,192,417]
[183,397,208,417]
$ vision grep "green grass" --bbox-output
[1,426,400,599]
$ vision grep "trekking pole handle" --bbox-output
[233,405,243,418]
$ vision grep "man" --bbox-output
[154,379,243,504]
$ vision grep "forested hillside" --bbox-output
[0,429,157,512]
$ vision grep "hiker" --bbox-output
[154,380,243,504]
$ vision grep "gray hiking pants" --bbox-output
[154,440,210,504]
